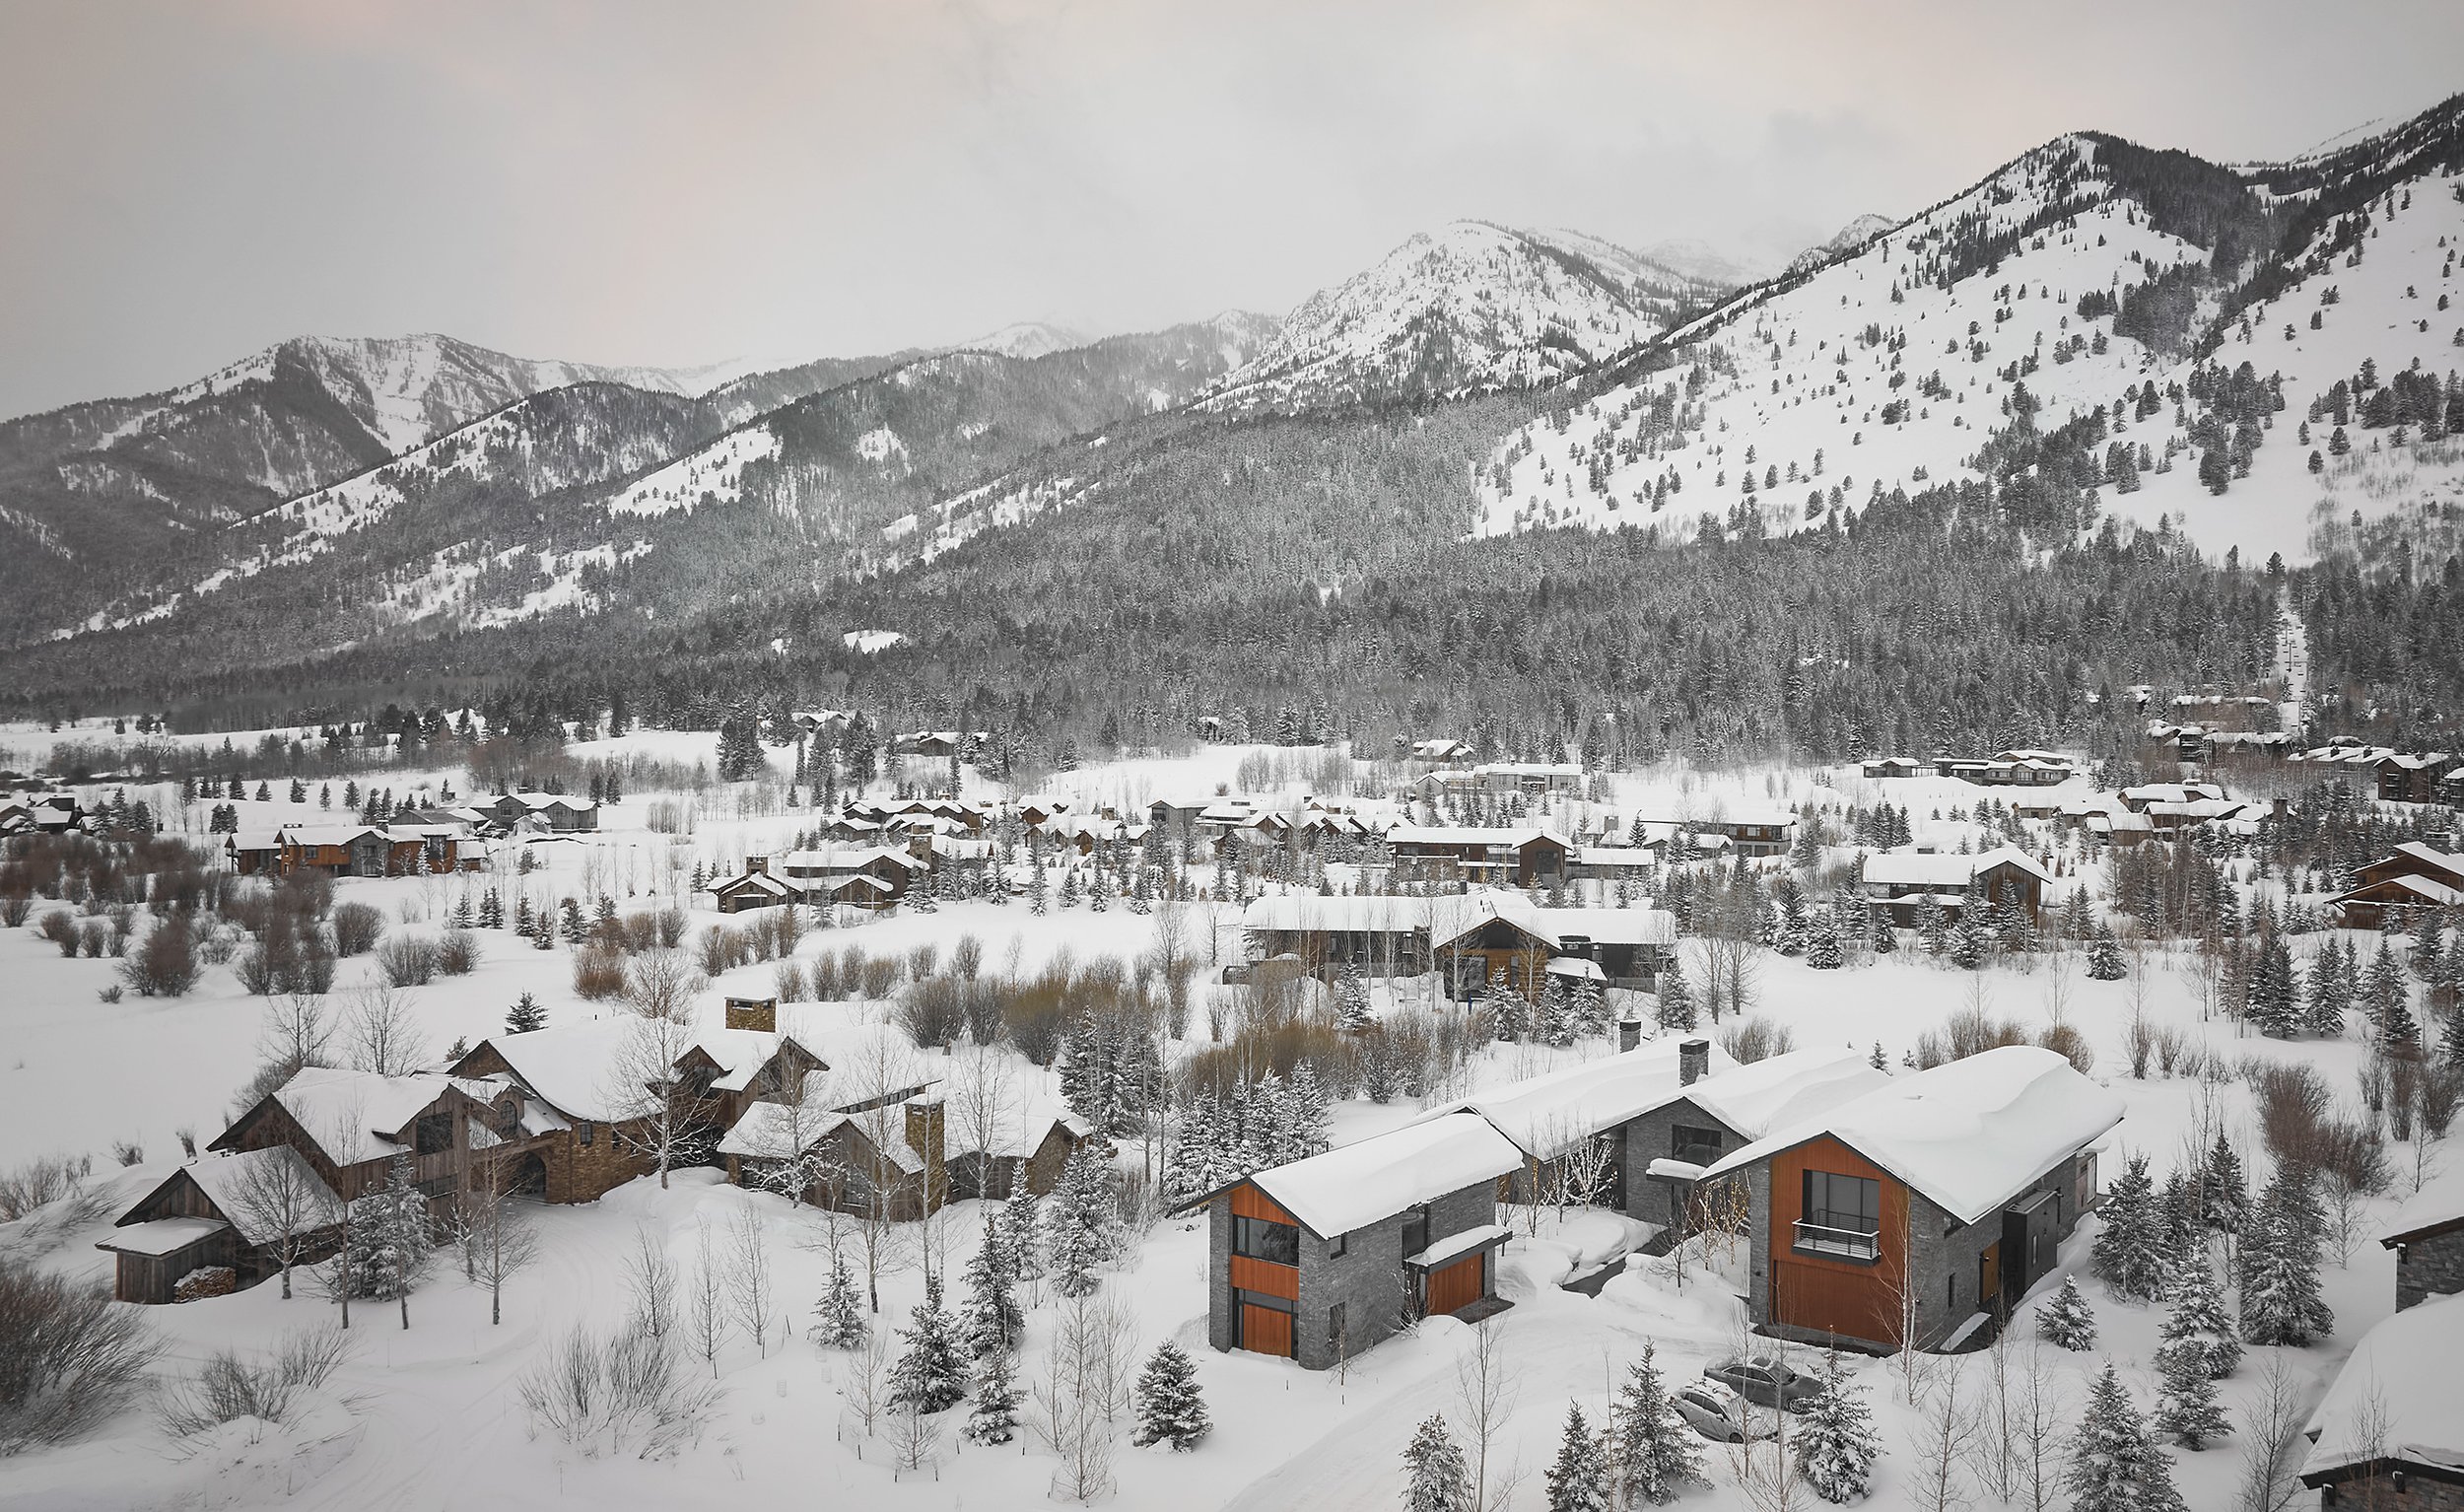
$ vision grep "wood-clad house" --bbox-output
[1860,757,1925,779]
[2376,752,2459,805]
[1239,893,1432,979]
[1385,825,1572,888]
[2328,844,2464,929]
[276,824,390,878]
[1702,1047,2121,1350]
[1859,845,2050,929]
[1182,1113,1523,1368]
[481,791,599,832]
[945,1092,1095,1201]
[1430,890,1678,998]
[97,1146,339,1305]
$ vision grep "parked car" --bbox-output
[1705,1354,1826,1412]
[1673,1379,1774,1443]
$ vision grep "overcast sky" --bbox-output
[3,0,2459,418]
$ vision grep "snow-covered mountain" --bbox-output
[1202,220,1723,411]
[1788,213,1901,275]
[1475,103,2464,566]
[954,322,1088,359]
[1639,238,1780,289]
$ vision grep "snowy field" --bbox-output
[0,727,2438,1512]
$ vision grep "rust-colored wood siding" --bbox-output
[1767,1135,1910,1346]
[1230,1184,1297,1226]
[1230,1254,1300,1300]
[1426,1253,1483,1315]
[1240,1304,1293,1357]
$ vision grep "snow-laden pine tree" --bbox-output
[1129,1340,1211,1451]
[2200,1131,2247,1239]
[1288,1062,1333,1158]
[2304,942,2352,1036]
[2152,1328,2231,1449]
[1001,1181,1043,1279]
[1337,960,1373,1032]
[2038,1274,2097,1350]
[1654,958,1697,1033]
[2159,1242,2240,1379]
[358,1153,435,1330]
[1919,893,1951,957]
[505,991,546,1034]
[2064,1364,2188,1512]
[963,1340,1021,1445]
[1545,1403,1613,1512]
[960,1211,1022,1357]
[1046,1145,1119,1297]
[1609,1340,1705,1505]
[2091,1154,2169,1302]
[887,1274,969,1413]
[808,1242,868,1349]
[1403,1414,1471,1512]
[2238,1167,2333,1346]
[2087,922,2128,981]
[1809,908,1844,970]
[1795,1346,1881,1501]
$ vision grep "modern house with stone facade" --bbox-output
[2381,1164,2464,1313]
[1701,1046,2121,1350]
[1185,1112,1522,1368]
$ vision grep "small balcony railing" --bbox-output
[1792,1219,1881,1261]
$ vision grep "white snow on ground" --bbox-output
[0,735,2436,1512]
[843,629,906,653]
[605,424,781,518]
[855,425,911,470]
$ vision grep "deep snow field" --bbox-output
[0,722,2431,1512]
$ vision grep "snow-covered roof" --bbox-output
[471,1019,674,1124]
[1677,1047,1893,1142]
[1405,1222,1511,1269]
[263,1066,501,1166]
[682,1026,817,1093]
[277,824,384,848]
[1387,824,1568,849]
[1444,890,1678,948]
[1860,845,2051,891]
[2301,1291,2464,1479]
[779,846,925,872]
[2382,1160,2464,1244]
[1247,1113,1523,1237]
[946,1087,1093,1161]
[2383,842,2464,873]
[1577,847,1657,867]
[1241,894,1430,933]
[794,1024,940,1109]
[1545,957,1605,981]
[1700,1046,2124,1225]
[1416,1037,1742,1163]
[713,871,795,897]
[97,1216,228,1257]
[717,1095,930,1173]
[2346,875,2464,908]
[177,1146,340,1244]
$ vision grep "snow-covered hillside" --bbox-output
[1203,221,1720,411]
[1477,129,2464,564]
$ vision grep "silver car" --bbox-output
[1673,1378,1775,1443]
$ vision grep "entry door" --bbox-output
[1426,1254,1483,1315]
[1978,1243,2000,1310]
[1240,1303,1293,1357]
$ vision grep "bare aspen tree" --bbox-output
[686,1220,731,1377]
[1906,1355,1978,1512]
[2234,1351,2312,1512]
[729,1207,775,1357]
[258,993,333,1079]
[345,984,427,1075]
[1036,1293,1123,1503]
[604,1012,710,1190]
[459,1158,537,1326]
[947,1045,1019,1203]
[842,1332,895,1437]
[623,946,708,1023]
[224,1148,337,1300]
[1453,1321,1524,1512]
[622,1225,678,1340]
[2015,1340,2069,1512]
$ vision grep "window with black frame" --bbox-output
[1233,1214,1300,1267]
[1671,1124,1724,1167]
[1797,1170,1882,1259]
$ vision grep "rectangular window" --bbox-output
[1402,1206,1429,1261]
[578,1121,594,1147]
[1796,1171,1882,1259]
[1671,1125,1724,1166]
[1328,1232,1346,1259]
[1232,1215,1299,1267]
[1329,1303,1346,1348]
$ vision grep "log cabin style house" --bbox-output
[1859,845,2050,929]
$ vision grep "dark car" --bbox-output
[1704,1354,1826,1412]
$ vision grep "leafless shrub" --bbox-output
[435,929,479,976]
[0,1259,161,1455]
[809,950,844,1001]
[157,1326,351,1438]
[2154,1024,2188,1077]
[774,959,808,1003]
[574,946,629,1001]
[37,911,78,957]
[109,1139,143,1167]
[78,921,107,959]
[515,1324,718,1460]
[2035,1022,2094,1074]
[1718,1015,1797,1065]
[0,893,30,929]
[950,933,984,981]
[2419,1062,2464,1138]
[899,976,968,1049]
[859,955,902,1000]
[329,902,385,956]
[0,1155,93,1223]
[907,943,939,981]
[375,935,439,988]
[117,916,198,997]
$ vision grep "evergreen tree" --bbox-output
[2201,1132,2248,1238]
[1654,956,1696,1033]
[1796,1347,1882,1502]
[1918,893,1951,957]
[1403,1414,1472,1512]
[1487,964,1530,1041]
[808,1243,868,1349]
[1809,908,1844,970]
[359,1153,435,1330]
[1609,1340,1705,1505]
[1129,1340,1211,1451]
[2304,941,2352,1036]
[2238,1167,2332,1346]
[2160,1242,2240,1380]
[2366,942,2420,1050]
[1545,1403,1613,1512]
[1001,1183,1043,1279]
[1337,959,1373,1032]
[2065,1364,2188,1512]
[2092,1154,2169,1302]
[2038,1274,2098,1350]
[887,1275,969,1413]
[1045,1146,1118,1297]
[960,1212,1022,1357]
[1871,906,1898,955]
[962,1340,1022,1445]
[1288,1062,1334,1158]
[2087,922,2129,981]
[505,992,547,1034]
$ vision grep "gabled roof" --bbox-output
[1438,889,1678,949]
[716,1102,926,1174]
[947,1088,1093,1161]
[168,1146,341,1244]
[1241,893,1430,933]
[233,1066,502,1167]
[2382,1160,2464,1246]
[1700,1046,2123,1226]
[1242,1113,1523,1238]
[1416,1038,1741,1162]
[2301,1291,2464,1481]
[1677,1047,1893,1142]
[1860,845,2051,891]
[1386,824,1568,850]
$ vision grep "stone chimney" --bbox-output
[1679,1038,1711,1086]
[1618,1016,1643,1053]
[744,855,768,875]
[723,996,778,1032]
[905,1095,948,1210]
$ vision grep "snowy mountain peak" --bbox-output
[1203,219,1721,412]
[1789,213,1902,275]
[954,321,1087,359]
